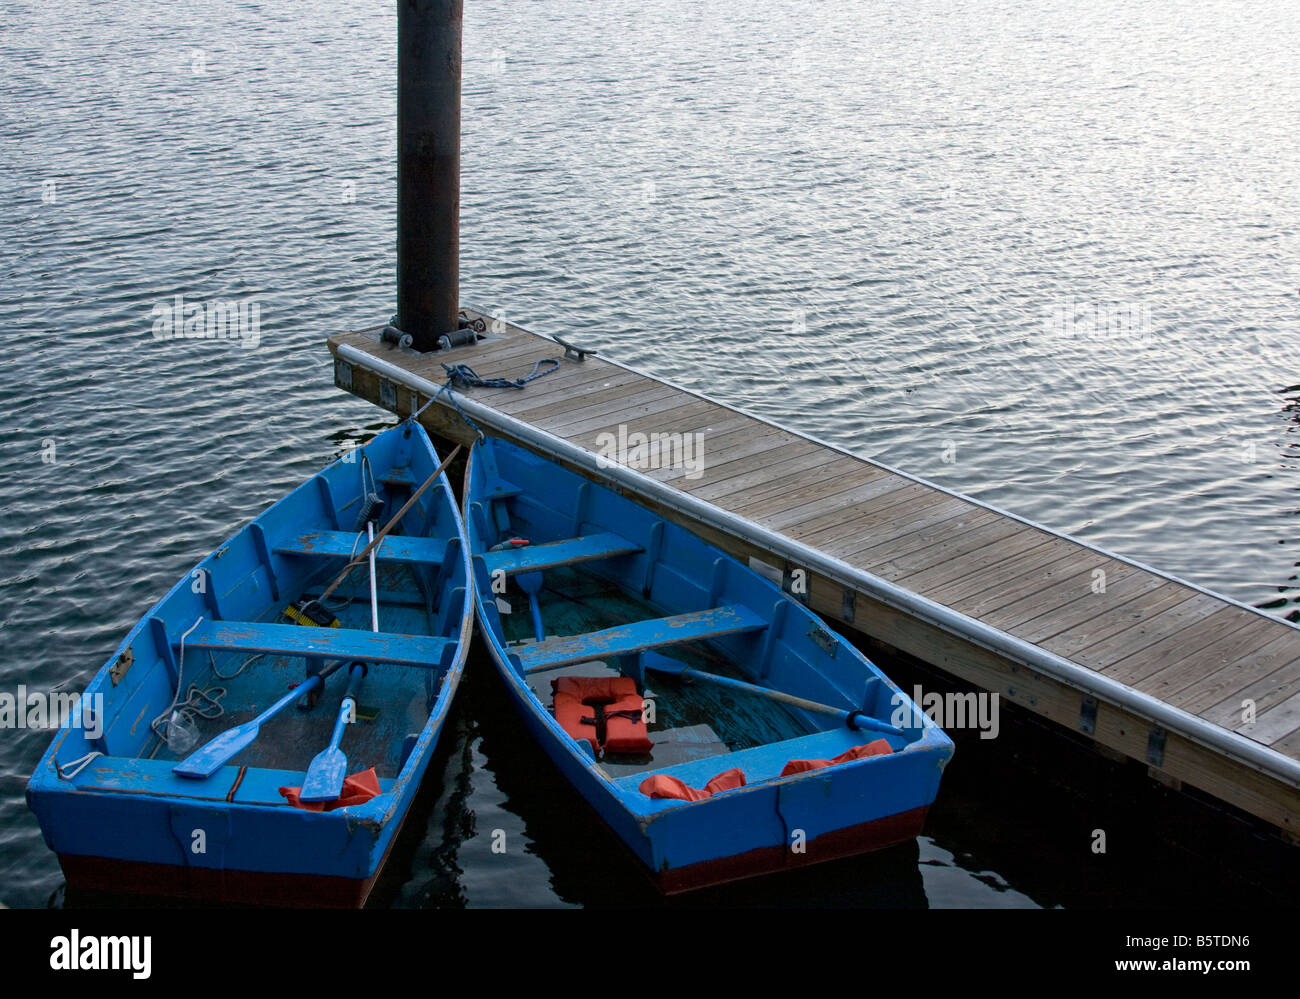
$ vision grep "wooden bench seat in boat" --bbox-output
[479,532,643,577]
[518,604,768,674]
[175,619,455,668]
[275,530,449,568]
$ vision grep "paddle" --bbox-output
[299,662,367,801]
[641,651,906,737]
[173,671,332,778]
[301,520,380,800]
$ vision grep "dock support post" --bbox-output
[397,0,462,351]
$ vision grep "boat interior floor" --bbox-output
[145,562,440,780]
[505,565,814,779]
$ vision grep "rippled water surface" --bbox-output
[2,0,1298,908]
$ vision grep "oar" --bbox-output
[517,571,546,643]
[174,670,333,778]
[641,651,905,737]
[313,444,461,608]
[300,662,367,801]
[302,519,380,800]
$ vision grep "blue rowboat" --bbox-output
[26,421,472,907]
[465,436,954,893]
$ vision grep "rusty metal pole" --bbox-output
[397,0,461,351]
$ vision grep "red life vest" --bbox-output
[639,767,746,802]
[779,739,892,776]
[279,766,381,811]
[551,675,653,755]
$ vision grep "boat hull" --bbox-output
[27,422,473,906]
[56,853,382,909]
[466,437,954,893]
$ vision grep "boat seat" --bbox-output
[480,532,643,577]
[519,604,767,674]
[275,530,448,568]
[176,620,454,668]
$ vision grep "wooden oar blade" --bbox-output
[173,722,260,779]
[299,747,347,802]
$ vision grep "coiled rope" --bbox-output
[410,358,561,438]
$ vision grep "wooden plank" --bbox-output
[872,513,1032,585]
[732,464,885,520]
[642,436,820,491]
[831,495,987,561]
[275,530,448,568]
[1270,725,1300,758]
[1051,590,1225,669]
[850,504,1007,569]
[553,396,719,438]
[527,384,681,431]
[682,449,848,503]
[726,456,881,514]
[441,335,562,373]
[792,482,939,548]
[744,468,909,531]
[564,409,756,466]
[1238,688,1300,746]
[480,531,643,576]
[461,330,565,364]
[648,424,792,485]
[950,549,1117,622]
[640,417,762,472]
[1188,645,1300,725]
[518,604,768,673]
[181,620,453,669]
[917,535,1073,604]
[804,496,979,564]
[1104,606,1273,687]
[979,559,1146,634]
[498,368,652,418]
[1011,573,1181,646]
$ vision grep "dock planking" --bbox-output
[329,312,1300,840]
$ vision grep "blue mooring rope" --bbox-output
[409,358,561,439]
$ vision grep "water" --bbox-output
[2,0,1297,908]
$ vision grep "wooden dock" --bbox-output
[328,311,1300,840]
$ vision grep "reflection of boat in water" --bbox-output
[28,422,473,907]
[466,435,954,893]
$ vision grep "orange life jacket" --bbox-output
[279,766,381,811]
[551,675,653,755]
[779,739,892,777]
[639,768,746,801]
